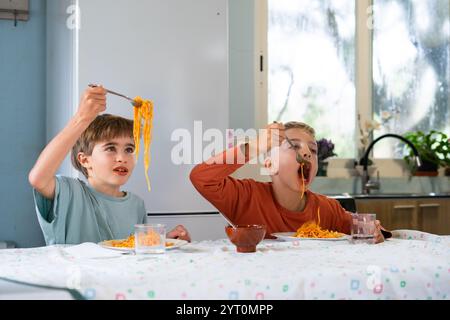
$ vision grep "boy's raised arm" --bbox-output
[28,87,107,199]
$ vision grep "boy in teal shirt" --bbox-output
[29,86,190,245]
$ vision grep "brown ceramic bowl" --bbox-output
[225,225,266,253]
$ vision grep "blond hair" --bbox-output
[71,114,134,178]
[284,121,316,138]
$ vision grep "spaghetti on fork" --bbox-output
[133,97,154,191]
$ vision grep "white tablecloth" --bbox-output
[0,230,449,300]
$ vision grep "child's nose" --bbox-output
[299,144,312,160]
[116,152,128,163]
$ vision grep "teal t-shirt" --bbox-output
[33,176,147,245]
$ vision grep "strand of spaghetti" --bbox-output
[133,96,144,162]
[300,163,305,200]
[144,112,151,190]
[133,104,141,161]
[143,99,154,191]
[317,207,321,226]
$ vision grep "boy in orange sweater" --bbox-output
[190,121,387,243]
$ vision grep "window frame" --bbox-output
[256,0,374,160]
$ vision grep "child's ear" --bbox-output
[77,152,91,169]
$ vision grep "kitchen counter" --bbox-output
[0,230,449,300]
[331,193,450,200]
[312,176,450,196]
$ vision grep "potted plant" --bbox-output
[317,138,337,176]
[403,130,450,176]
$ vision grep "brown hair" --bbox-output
[284,121,316,138]
[71,114,134,178]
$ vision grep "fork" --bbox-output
[274,121,307,165]
[88,84,142,107]
[121,251,135,255]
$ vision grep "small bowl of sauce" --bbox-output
[225,225,266,253]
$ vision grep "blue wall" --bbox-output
[0,0,46,247]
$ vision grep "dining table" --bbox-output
[0,230,449,300]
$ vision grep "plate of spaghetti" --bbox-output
[271,232,350,241]
[99,235,188,252]
[272,208,350,241]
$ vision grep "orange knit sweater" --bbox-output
[190,147,352,238]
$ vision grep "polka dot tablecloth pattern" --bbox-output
[0,230,449,300]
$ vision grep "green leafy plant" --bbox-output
[403,130,450,173]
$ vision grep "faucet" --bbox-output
[359,134,422,194]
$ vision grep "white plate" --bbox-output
[271,232,350,241]
[98,238,188,252]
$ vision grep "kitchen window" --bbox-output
[372,0,450,158]
[259,0,450,160]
